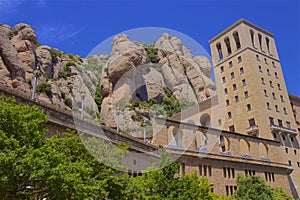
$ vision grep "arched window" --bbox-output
[219,135,230,152]
[172,127,182,146]
[239,139,250,156]
[265,37,270,53]
[233,31,241,49]
[250,30,255,46]
[258,33,262,50]
[224,37,232,55]
[216,42,223,60]
[259,143,269,159]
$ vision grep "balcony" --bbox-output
[270,124,298,136]
[246,125,259,135]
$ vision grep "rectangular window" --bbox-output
[244,91,249,98]
[223,167,227,178]
[272,61,276,68]
[208,165,212,176]
[235,95,239,102]
[231,72,235,79]
[288,160,292,166]
[264,90,268,97]
[270,81,273,87]
[256,54,260,61]
[277,84,281,90]
[264,58,268,64]
[224,88,228,95]
[259,66,262,72]
[278,119,283,127]
[267,102,271,110]
[285,148,289,154]
[242,79,247,86]
[282,135,286,140]
[203,165,207,176]
[226,99,230,107]
[286,121,291,128]
[240,67,244,74]
[249,118,256,126]
[218,119,222,126]
[233,84,237,91]
[283,107,287,115]
[297,162,300,167]
[273,133,277,138]
[220,66,224,73]
[275,72,278,79]
[269,117,274,125]
[232,168,235,179]
[247,104,252,111]
[198,165,203,176]
[228,112,232,119]
[229,61,233,68]
[222,77,226,83]
[229,125,235,132]
[280,95,284,102]
[238,56,242,63]
[272,92,276,100]
[267,69,270,76]
[261,77,265,84]
[275,105,279,112]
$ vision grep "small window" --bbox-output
[229,125,235,132]
[226,99,230,107]
[247,104,252,111]
[242,79,247,86]
[267,69,270,76]
[233,84,237,91]
[272,61,276,68]
[291,137,294,142]
[224,88,228,95]
[228,112,232,119]
[286,121,291,128]
[235,95,239,102]
[238,56,242,63]
[267,102,271,110]
[272,92,276,100]
[280,95,284,102]
[261,77,265,84]
[275,105,279,112]
[216,43,223,60]
[273,133,277,138]
[244,91,249,98]
[222,77,226,83]
[229,61,233,68]
[294,150,297,155]
[297,162,300,167]
[240,67,244,74]
[231,72,235,79]
[221,66,224,72]
[259,66,262,72]
[266,37,270,53]
[277,84,281,90]
[283,107,287,115]
[218,119,222,126]
[278,119,283,127]
[264,90,268,97]
[282,135,286,140]
[256,54,260,61]
[269,81,273,87]
[285,148,288,154]
[269,117,274,125]
[264,58,268,64]
[288,160,292,166]
[249,118,256,126]
[275,72,278,79]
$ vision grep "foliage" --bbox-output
[145,46,159,63]
[49,48,63,63]
[0,95,128,199]
[94,86,103,111]
[271,187,293,200]
[36,81,52,98]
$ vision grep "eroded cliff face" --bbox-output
[0,23,215,133]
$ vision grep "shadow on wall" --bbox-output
[288,175,299,199]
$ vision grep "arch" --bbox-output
[239,139,250,156]
[258,33,262,50]
[233,31,241,49]
[195,131,207,150]
[265,37,270,53]
[219,135,230,152]
[259,142,269,159]
[170,127,182,147]
[250,30,255,46]
[200,113,211,127]
[224,37,232,54]
[216,42,223,60]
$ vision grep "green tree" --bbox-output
[0,95,127,199]
[233,175,273,200]
[271,187,293,200]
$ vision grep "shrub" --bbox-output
[36,82,52,98]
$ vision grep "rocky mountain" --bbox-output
[0,23,216,136]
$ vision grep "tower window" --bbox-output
[277,84,281,90]
[264,58,268,64]
[226,99,230,107]
[256,54,260,61]
[258,33,262,50]
[218,119,222,126]
[280,95,284,102]
[240,67,244,74]
[244,91,249,98]
[267,69,270,76]
[267,102,271,110]
[275,72,278,79]
[247,104,252,111]
[224,88,228,95]
[229,125,235,132]
[231,72,235,79]
[229,61,233,68]
[286,121,291,128]
[235,95,239,102]
[261,77,265,84]
[224,37,232,55]
[272,92,276,100]
[220,66,224,72]
[222,77,226,83]
[249,118,256,126]
[216,42,223,60]
[269,81,273,87]
[233,84,237,91]
[242,79,247,86]
[233,31,241,49]
[275,105,279,112]
[238,56,242,63]
[264,90,268,97]
[278,119,283,127]
[272,61,276,68]
[259,66,262,72]
[228,112,232,119]
[283,107,287,115]
[266,37,270,53]
[269,117,274,125]
[250,30,255,47]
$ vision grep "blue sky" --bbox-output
[0,0,299,96]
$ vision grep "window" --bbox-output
[238,56,242,63]
[259,66,262,72]
[277,83,281,90]
[275,72,278,79]
[273,133,277,139]
[242,79,247,86]
[280,95,284,102]
[233,84,237,91]
[258,33,262,50]
[261,77,265,84]
[224,37,232,55]
[269,117,274,125]
[231,72,235,79]
[229,61,233,68]
[294,150,296,155]
[199,165,212,177]
[223,167,227,178]
[275,105,279,112]
[283,107,287,115]
[235,95,239,102]
[278,119,283,127]
[269,80,273,87]
[218,119,222,126]
[249,118,256,126]
[264,58,268,64]
[297,162,300,167]
[180,163,185,175]
[266,37,270,53]
[247,104,252,111]
[285,148,289,154]
[272,61,276,68]
[222,77,226,83]
[244,91,249,98]
[256,54,260,61]
[226,99,230,107]
[233,31,241,49]
[224,88,228,95]
[228,112,232,119]
[267,102,271,110]
[291,137,294,143]
[264,90,268,97]
[220,66,224,72]
[288,160,292,166]
[267,69,270,76]
[272,92,276,100]
[240,67,244,74]
[229,125,235,132]
[286,121,291,128]
[216,42,223,60]
[250,30,255,46]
